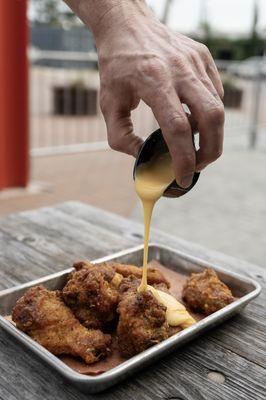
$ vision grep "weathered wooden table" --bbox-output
[0,202,265,400]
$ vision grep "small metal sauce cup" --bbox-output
[133,128,200,198]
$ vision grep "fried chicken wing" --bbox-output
[117,278,169,357]
[62,263,121,330]
[73,260,170,288]
[118,275,169,298]
[12,286,111,364]
[182,268,234,314]
[65,261,169,330]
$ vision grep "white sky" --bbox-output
[147,0,266,35]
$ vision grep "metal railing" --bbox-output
[29,48,157,156]
[29,50,266,156]
[29,48,98,63]
[216,58,266,149]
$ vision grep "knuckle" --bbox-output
[198,43,211,58]
[219,85,225,100]
[213,145,223,160]
[166,114,190,134]
[139,56,167,79]
[99,92,109,115]
[169,53,187,68]
[206,104,225,125]
[200,76,211,87]
[100,99,107,115]
[211,89,223,103]
[201,139,223,164]
[208,144,223,163]
[107,135,123,152]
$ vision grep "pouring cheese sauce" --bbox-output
[135,152,195,328]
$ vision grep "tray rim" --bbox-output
[0,243,261,387]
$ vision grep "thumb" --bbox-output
[103,107,143,157]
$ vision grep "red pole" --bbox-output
[0,0,29,190]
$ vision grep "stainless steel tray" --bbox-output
[0,244,261,393]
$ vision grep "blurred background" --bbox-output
[0,0,265,266]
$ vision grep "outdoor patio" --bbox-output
[1,1,266,399]
[1,112,265,267]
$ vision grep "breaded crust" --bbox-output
[182,268,234,314]
[12,285,111,364]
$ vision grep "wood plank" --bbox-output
[0,202,265,367]
[0,230,68,289]
[52,202,266,367]
[0,213,106,272]
[2,202,265,289]
[55,201,145,241]
[56,201,266,279]
[20,206,138,255]
[0,213,77,260]
[210,308,266,368]
[0,329,265,400]
[0,206,138,289]
[0,202,265,400]
[11,202,266,297]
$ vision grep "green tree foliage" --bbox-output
[194,0,265,60]
[31,0,80,27]
[194,35,265,61]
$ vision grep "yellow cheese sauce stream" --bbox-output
[135,152,195,328]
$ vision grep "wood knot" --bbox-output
[22,236,36,244]
[166,397,183,400]
[131,232,143,239]
[207,370,225,384]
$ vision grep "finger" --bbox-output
[196,43,224,99]
[180,80,224,171]
[200,72,223,104]
[201,48,224,99]
[101,101,143,157]
[190,50,224,100]
[206,64,224,99]
[145,88,196,188]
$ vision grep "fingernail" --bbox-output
[180,174,194,188]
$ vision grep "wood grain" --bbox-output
[0,201,265,400]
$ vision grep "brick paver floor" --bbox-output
[0,150,138,218]
[0,110,265,267]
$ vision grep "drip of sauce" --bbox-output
[135,152,175,292]
[135,152,195,328]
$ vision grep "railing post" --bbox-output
[0,0,29,189]
[161,0,174,25]
[249,63,262,149]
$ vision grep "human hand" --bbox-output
[67,0,225,188]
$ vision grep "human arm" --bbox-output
[63,0,224,187]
